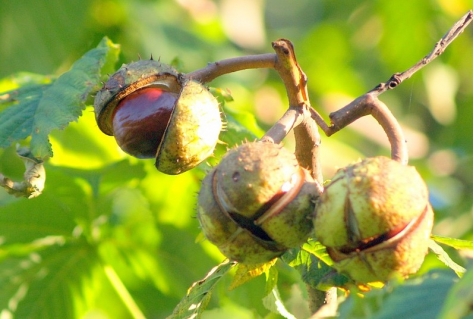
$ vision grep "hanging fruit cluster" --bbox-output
[313,156,434,282]
[197,141,320,264]
[94,54,434,284]
[94,59,222,175]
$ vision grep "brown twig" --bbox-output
[372,10,473,95]
[271,39,309,107]
[261,38,333,315]
[262,39,324,184]
[260,107,304,145]
[184,53,276,83]
[312,93,408,164]
[186,39,325,182]
[310,10,473,164]
[0,146,45,198]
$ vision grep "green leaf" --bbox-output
[262,287,296,319]
[219,112,258,147]
[28,37,119,158]
[261,264,296,318]
[302,239,334,266]
[229,259,277,290]
[0,239,99,319]
[0,83,49,148]
[282,240,350,290]
[0,187,82,245]
[209,87,234,103]
[282,246,346,290]
[0,72,53,95]
[0,235,65,259]
[264,263,279,295]
[338,270,458,319]
[0,38,119,157]
[428,239,466,277]
[50,159,147,199]
[169,260,235,319]
[207,87,257,150]
[0,159,153,318]
[432,235,473,250]
[438,260,473,319]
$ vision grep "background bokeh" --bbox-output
[0,0,472,318]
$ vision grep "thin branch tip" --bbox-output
[370,11,473,96]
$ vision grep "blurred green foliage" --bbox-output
[0,0,472,318]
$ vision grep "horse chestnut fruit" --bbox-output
[314,156,434,283]
[94,59,222,174]
[197,142,321,264]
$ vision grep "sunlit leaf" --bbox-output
[282,246,345,291]
[264,263,278,295]
[97,187,170,295]
[29,37,119,158]
[0,38,119,156]
[229,259,277,290]
[219,112,258,147]
[0,72,53,95]
[0,183,84,244]
[210,87,259,149]
[51,159,147,198]
[0,240,99,319]
[302,239,333,266]
[261,262,295,318]
[338,270,458,319]
[428,239,466,277]
[432,234,473,250]
[262,287,296,319]
[168,260,236,319]
[222,103,263,139]
[209,87,234,103]
[0,235,65,260]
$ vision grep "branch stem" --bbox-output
[314,93,408,164]
[310,10,472,164]
[260,107,304,144]
[371,10,473,94]
[264,39,324,183]
[184,53,276,83]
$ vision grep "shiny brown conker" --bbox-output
[94,60,222,174]
[112,87,178,158]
